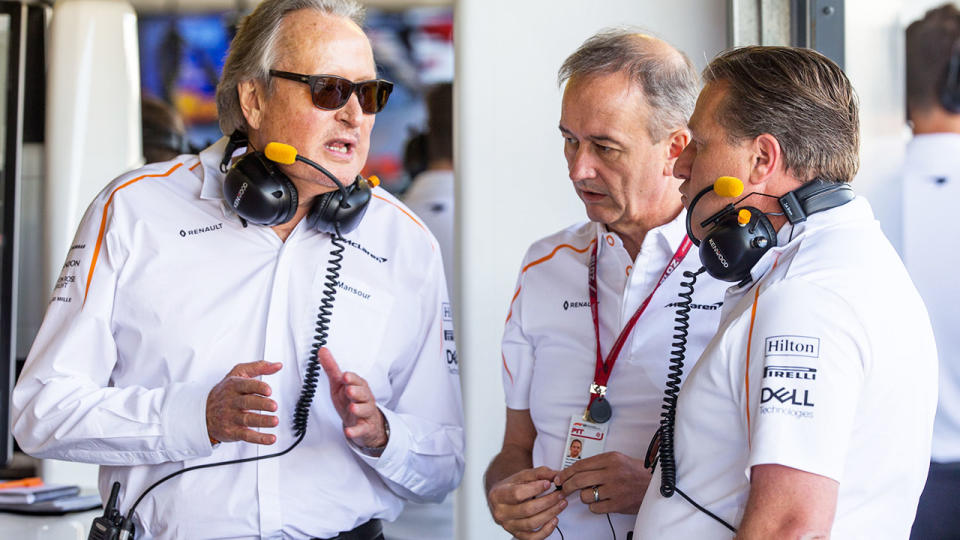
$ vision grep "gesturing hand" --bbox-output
[206,360,282,445]
[555,451,652,515]
[317,348,387,449]
[487,466,566,540]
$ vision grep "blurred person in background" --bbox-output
[905,5,960,539]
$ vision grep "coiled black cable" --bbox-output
[657,267,703,497]
[293,226,344,436]
[120,225,345,530]
[650,266,736,533]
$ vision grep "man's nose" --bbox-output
[335,92,364,127]
[673,144,695,181]
[568,146,596,181]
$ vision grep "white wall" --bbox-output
[846,0,951,254]
[454,2,726,538]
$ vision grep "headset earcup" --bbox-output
[699,208,777,283]
[942,39,960,113]
[222,152,298,226]
[307,176,373,234]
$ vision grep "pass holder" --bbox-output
[562,415,609,469]
[582,236,692,428]
[585,383,612,423]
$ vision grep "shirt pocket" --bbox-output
[303,272,396,379]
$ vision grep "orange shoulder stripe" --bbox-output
[371,193,434,251]
[743,256,780,447]
[502,238,596,384]
[83,163,183,307]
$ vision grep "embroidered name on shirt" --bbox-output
[764,335,820,358]
[179,222,224,238]
[342,238,388,263]
[336,280,371,300]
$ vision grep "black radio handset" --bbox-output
[645,266,737,533]
[92,140,360,539]
[87,482,135,540]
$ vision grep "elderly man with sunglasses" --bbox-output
[11,1,463,539]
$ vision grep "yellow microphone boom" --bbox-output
[264,142,298,165]
[714,176,744,198]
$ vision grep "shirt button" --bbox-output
[606,235,614,246]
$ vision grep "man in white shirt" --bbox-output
[11,1,463,538]
[905,6,960,538]
[484,29,727,540]
[635,46,938,539]
[402,83,454,299]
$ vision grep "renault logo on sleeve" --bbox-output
[562,299,591,311]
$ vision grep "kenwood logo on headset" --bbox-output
[708,238,728,268]
[232,181,249,208]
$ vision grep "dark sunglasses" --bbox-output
[269,70,394,114]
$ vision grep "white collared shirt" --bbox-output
[501,213,727,539]
[635,197,938,539]
[402,169,454,299]
[902,133,960,463]
[12,138,464,539]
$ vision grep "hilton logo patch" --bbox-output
[764,335,819,358]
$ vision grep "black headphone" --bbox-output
[941,36,960,113]
[219,131,374,234]
[687,178,855,283]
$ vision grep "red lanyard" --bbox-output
[587,235,693,414]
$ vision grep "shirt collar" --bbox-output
[745,194,869,283]
[592,209,689,260]
[904,133,960,177]
[198,136,245,219]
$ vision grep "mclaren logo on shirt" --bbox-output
[179,222,224,238]
[342,238,388,263]
[663,301,723,311]
[563,300,591,311]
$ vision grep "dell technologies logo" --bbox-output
[708,238,728,268]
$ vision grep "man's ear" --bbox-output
[748,133,782,186]
[238,79,265,131]
[662,128,691,177]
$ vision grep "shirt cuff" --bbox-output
[350,406,409,476]
[161,381,215,459]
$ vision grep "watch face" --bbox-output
[589,398,612,423]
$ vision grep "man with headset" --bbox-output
[12,1,463,538]
[484,30,727,540]
[905,5,960,538]
[634,46,937,539]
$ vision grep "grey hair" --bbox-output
[558,28,698,142]
[216,0,366,135]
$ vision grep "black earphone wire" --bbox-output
[652,266,737,533]
[122,223,345,526]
